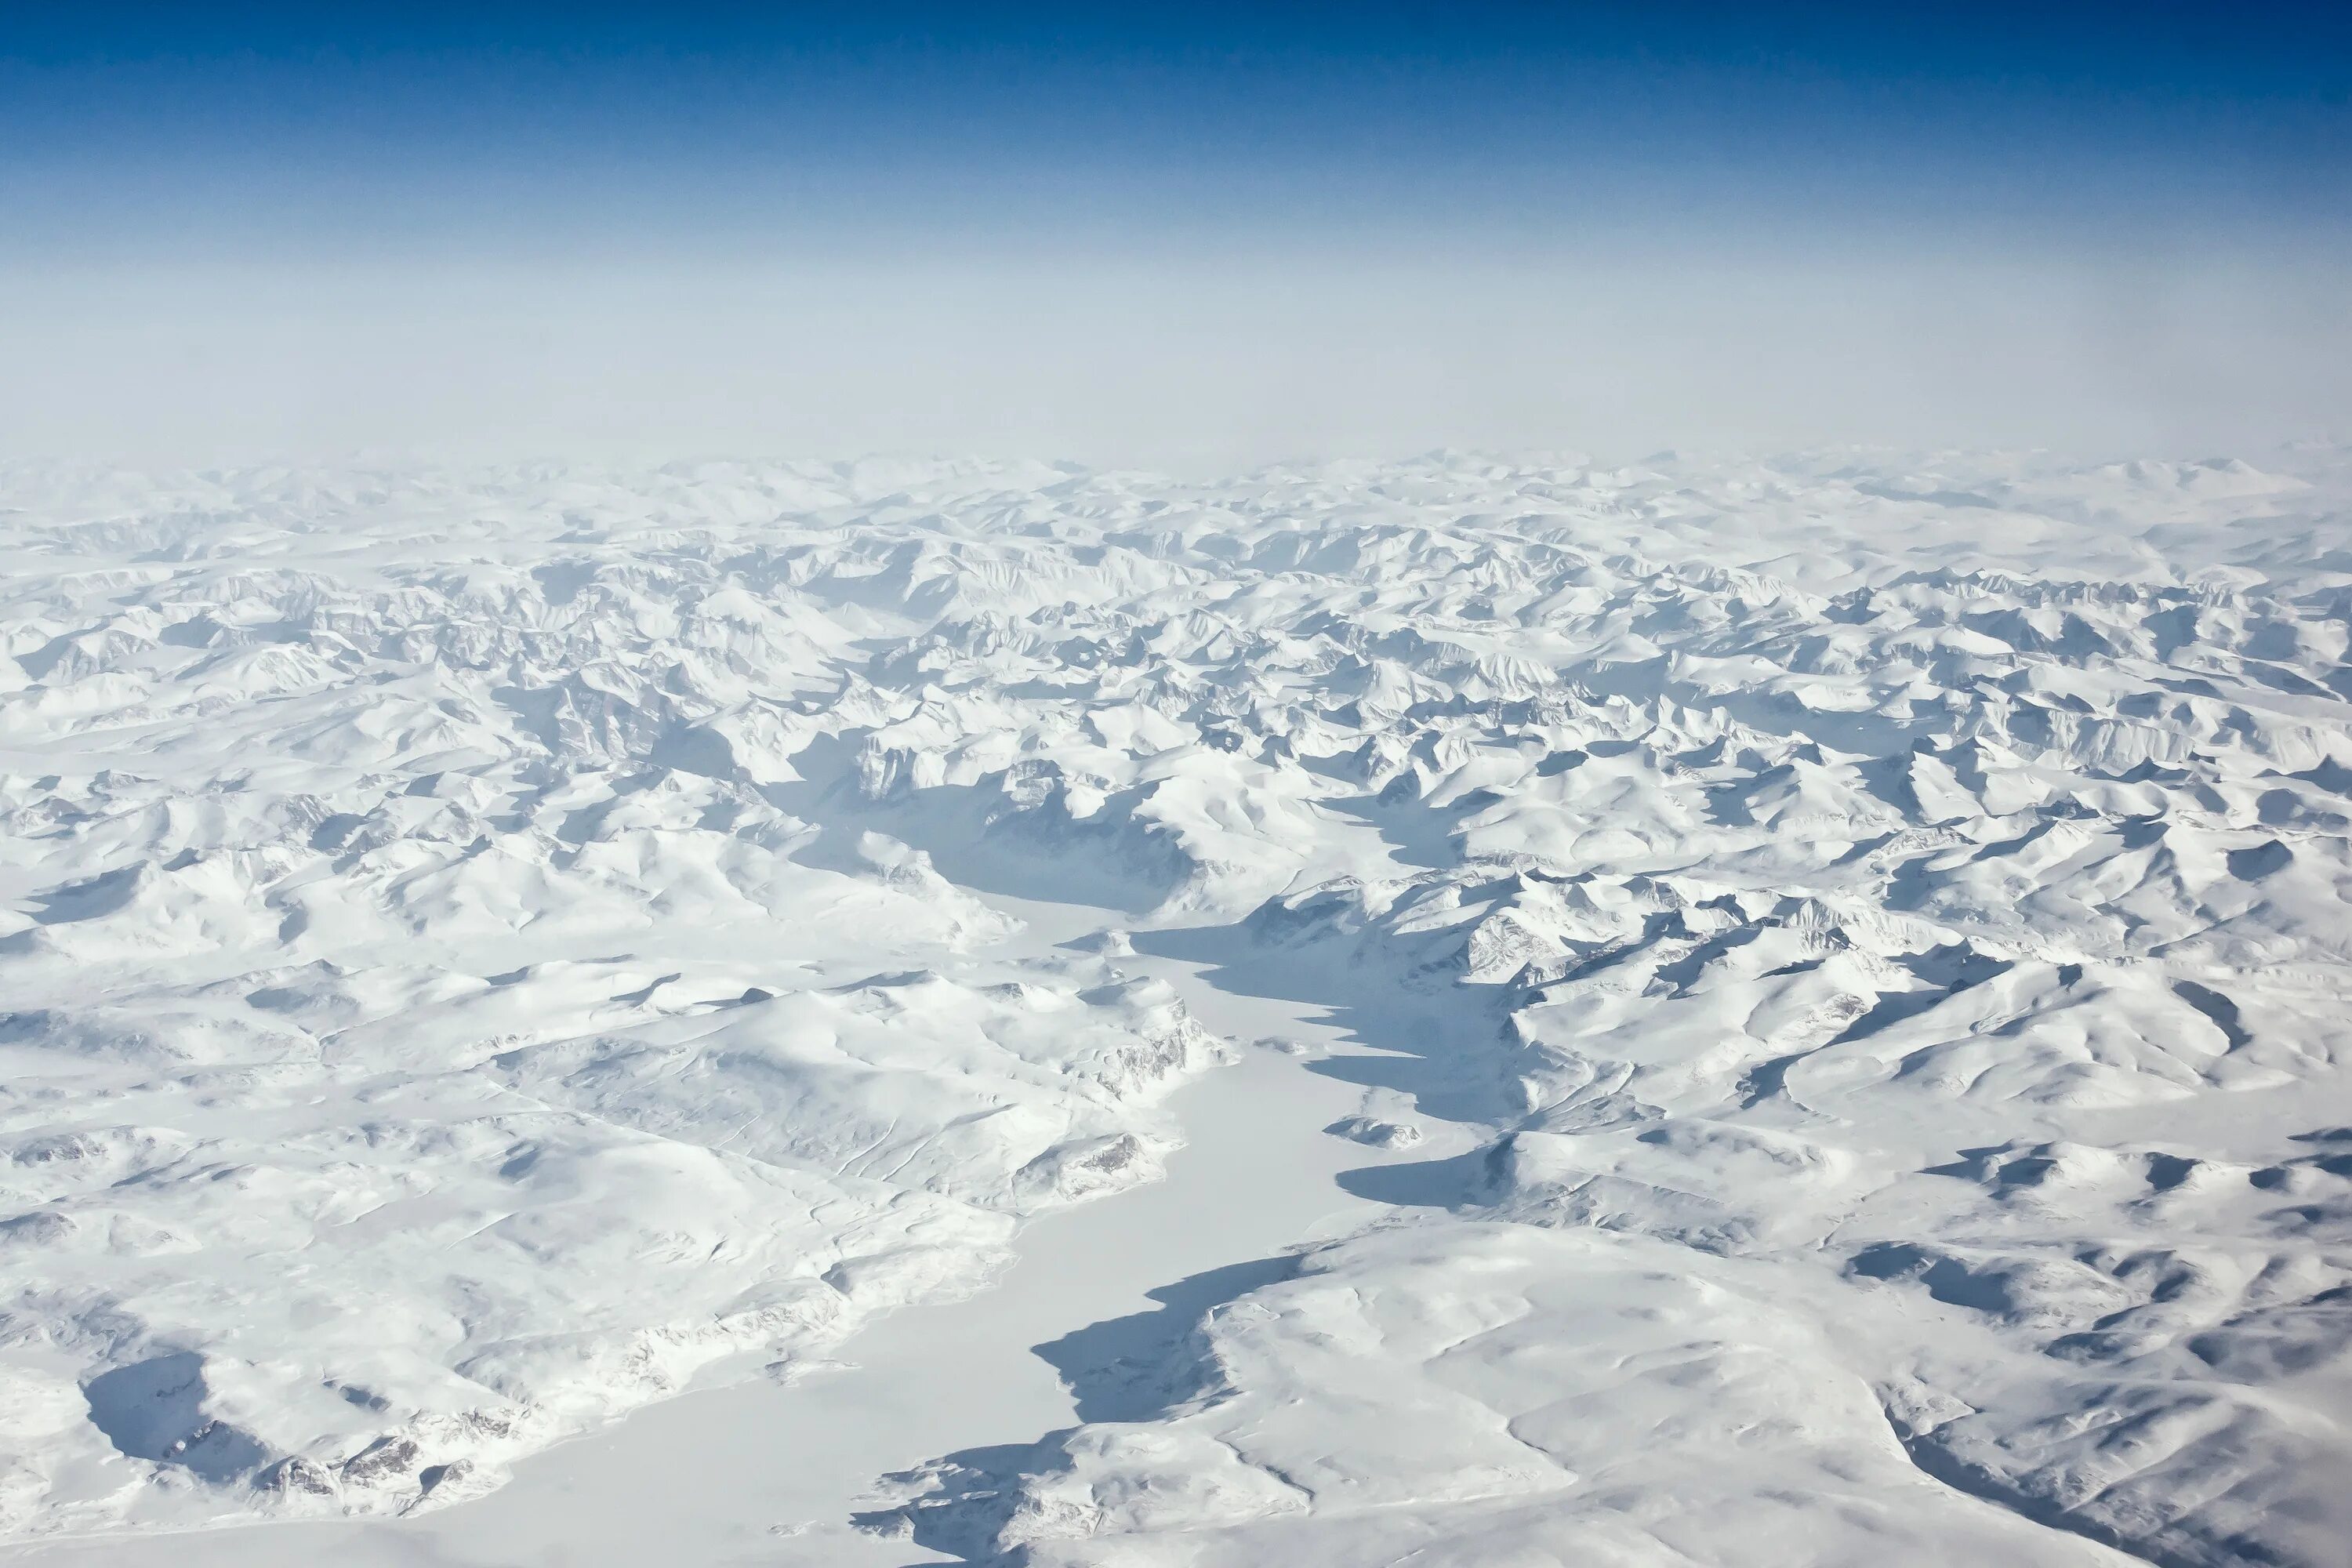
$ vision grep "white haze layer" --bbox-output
[2,249,2346,470]
[1,448,2350,1566]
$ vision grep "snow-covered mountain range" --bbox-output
[3,448,2349,1566]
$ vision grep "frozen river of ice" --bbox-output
[5,895,1431,1568]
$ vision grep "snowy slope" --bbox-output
[2,449,2350,1565]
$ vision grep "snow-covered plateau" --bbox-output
[2,448,2350,1566]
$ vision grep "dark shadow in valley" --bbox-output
[83,1353,270,1483]
[762,732,1182,916]
[855,1255,1320,1562]
[1319,789,1466,870]
[1134,918,1521,1130]
[1332,1145,1494,1210]
[1033,1254,1301,1422]
[850,1431,1071,1565]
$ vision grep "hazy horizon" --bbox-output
[5,3,2347,466]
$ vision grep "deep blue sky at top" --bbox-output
[5,2,2348,258]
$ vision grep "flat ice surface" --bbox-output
[5,450,2352,1566]
[13,909,1407,1567]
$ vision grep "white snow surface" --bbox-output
[2,448,2350,1566]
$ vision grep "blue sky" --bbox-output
[3,4,2347,462]
[8,3,2347,252]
